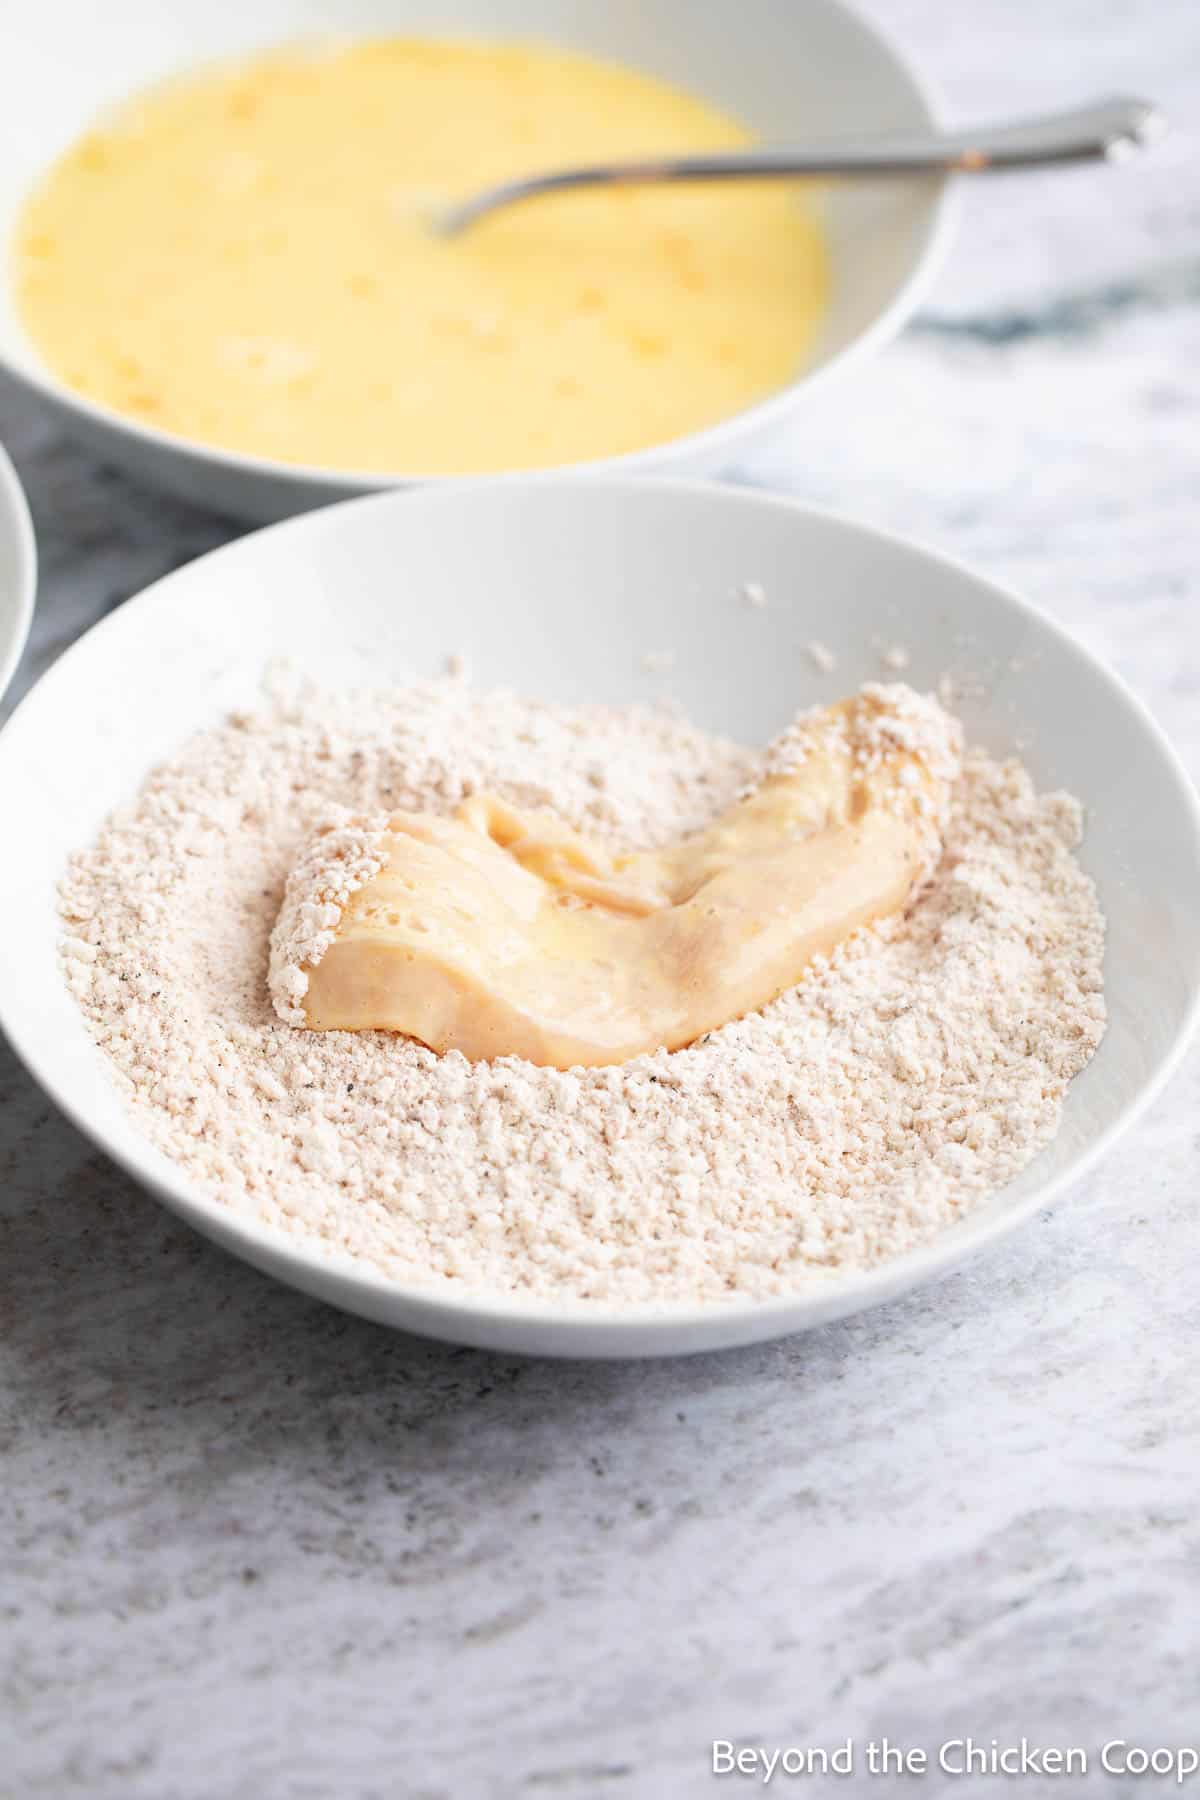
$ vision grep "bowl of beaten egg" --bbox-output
[0,0,951,519]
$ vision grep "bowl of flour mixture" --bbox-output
[1,479,1198,1356]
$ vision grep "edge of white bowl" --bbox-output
[0,439,36,704]
[0,0,959,512]
[2,477,1197,1358]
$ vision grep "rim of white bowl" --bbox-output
[2,477,1198,1354]
[0,439,36,704]
[0,0,959,500]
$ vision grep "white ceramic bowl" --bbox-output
[0,0,951,521]
[2,478,1197,1357]
[0,440,36,706]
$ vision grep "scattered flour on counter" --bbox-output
[806,640,837,674]
[59,674,1106,1306]
[640,648,677,674]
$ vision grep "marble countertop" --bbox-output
[3,3,1199,1794]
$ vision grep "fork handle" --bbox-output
[438,97,1164,234]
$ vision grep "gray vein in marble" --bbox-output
[914,256,1200,343]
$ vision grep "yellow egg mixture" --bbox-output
[15,37,827,473]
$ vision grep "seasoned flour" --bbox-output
[59,674,1106,1305]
